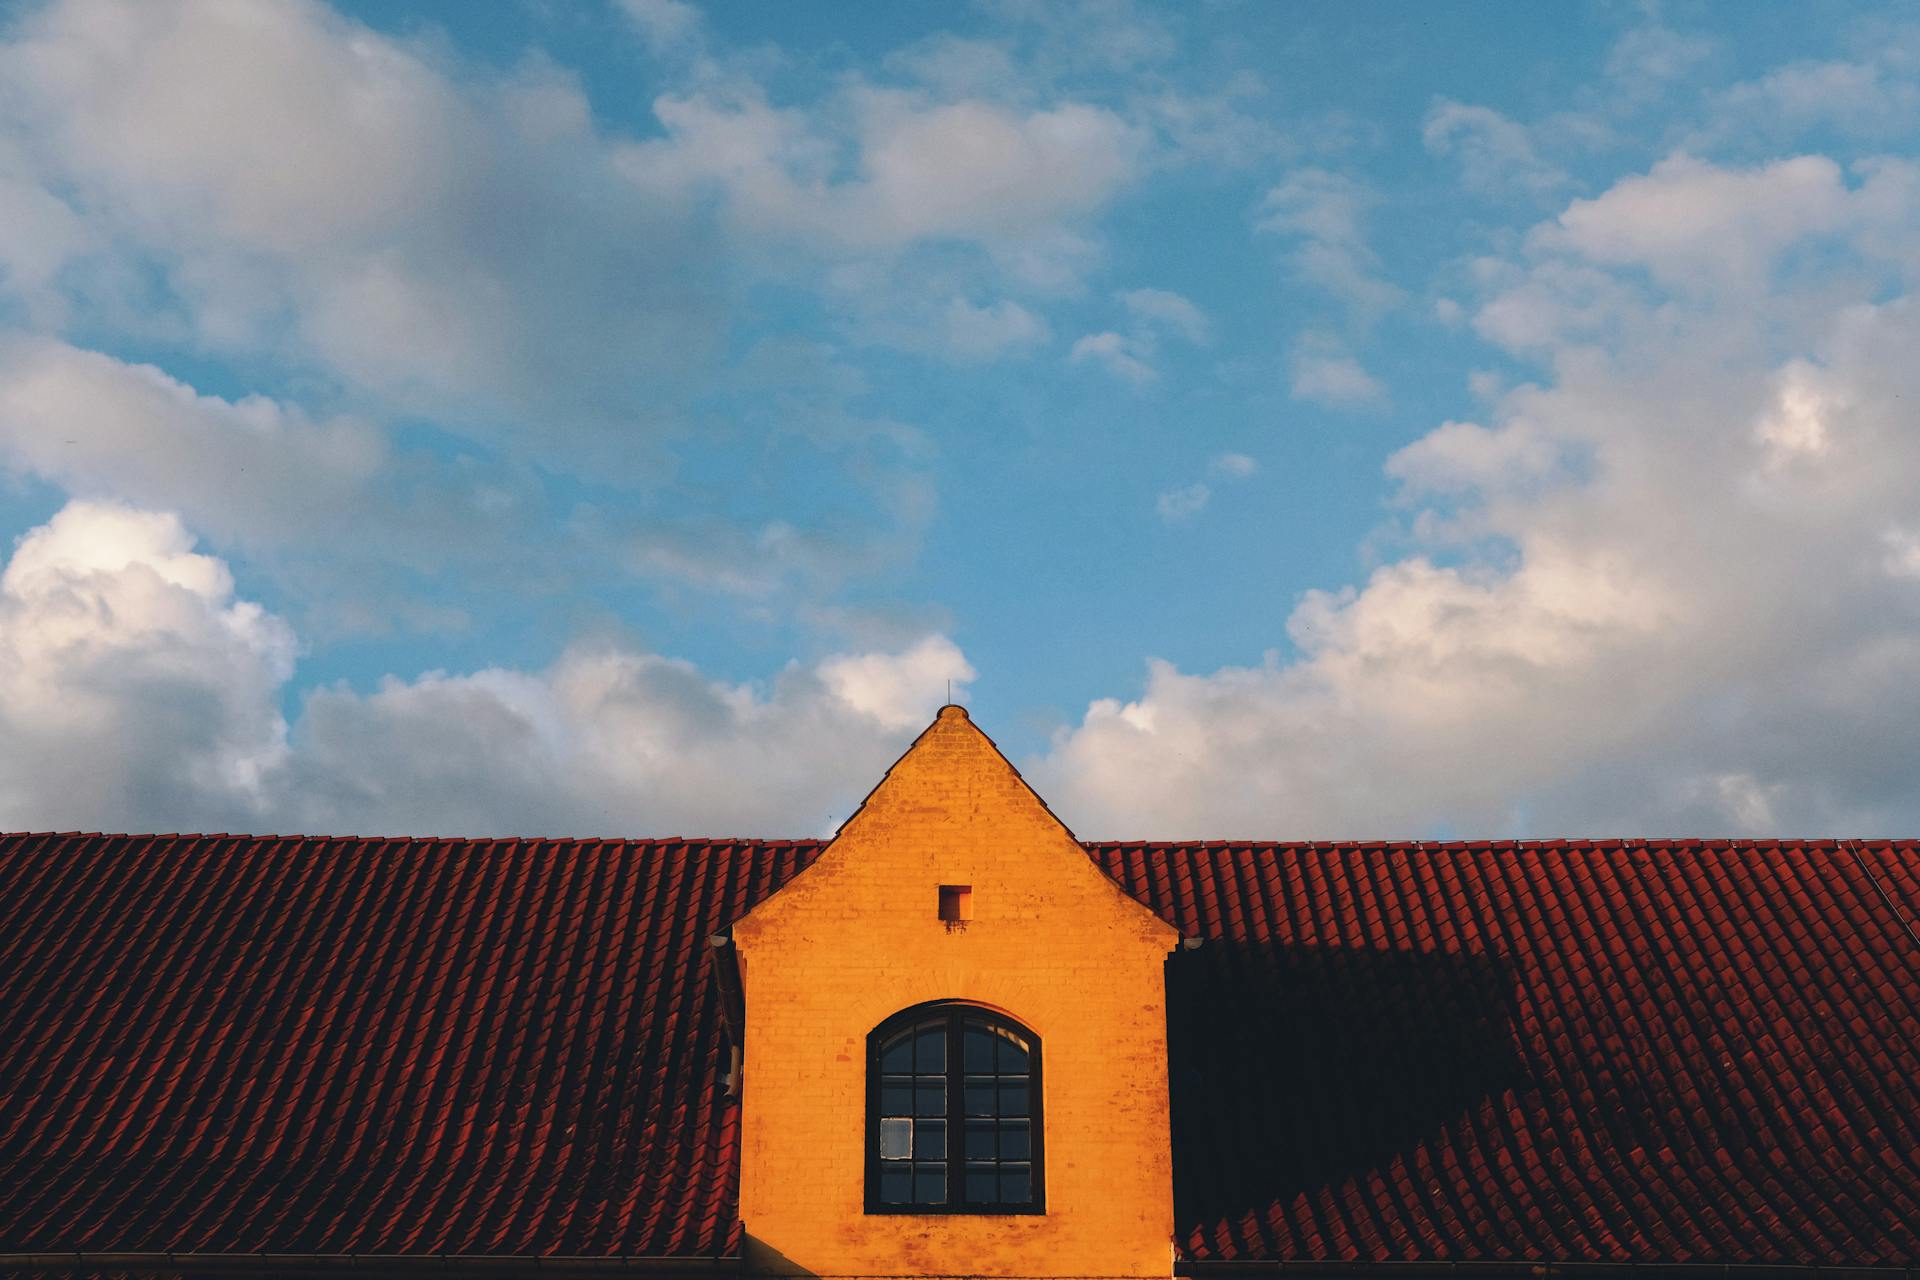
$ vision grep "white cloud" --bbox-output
[849,95,1142,247]
[1597,24,1720,112]
[0,499,979,836]
[1385,420,1561,498]
[977,0,1175,74]
[1070,286,1209,383]
[1605,25,1716,98]
[1131,74,1292,169]
[622,83,1143,270]
[1071,330,1155,384]
[1423,99,1568,198]
[281,632,978,836]
[1883,527,1920,580]
[0,142,91,328]
[1541,153,1850,289]
[1121,288,1210,343]
[1699,41,1920,145]
[1752,358,1844,474]
[882,35,1021,100]
[1033,151,1920,839]
[618,0,704,52]
[0,335,598,624]
[1155,483,1210,523]
[1155,452,1254,525]
[0,335,385,548]
[818,635,976,731]
[0,0,1149,447]
[941,297,1051,361]
[1256,168,1403,321]
[0,0,724,448]
[0,501,294,831]
[1289,335,1386,408]
[1469,257,1642,356]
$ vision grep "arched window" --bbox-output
[866,1002,1043,1214]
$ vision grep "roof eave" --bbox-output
[0,1254,745,1278]
[1177,1262,1920,1280]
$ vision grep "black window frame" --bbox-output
[864,1001,1046,1215]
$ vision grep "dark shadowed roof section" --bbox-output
[2,834,1917,1267]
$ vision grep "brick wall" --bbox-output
[732,706,1179,1279]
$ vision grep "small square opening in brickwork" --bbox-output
[938,885,972,923]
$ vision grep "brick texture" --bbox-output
[732,707,1180,1279]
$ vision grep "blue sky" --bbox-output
[2,0,1920,838]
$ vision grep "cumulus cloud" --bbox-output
[0,334,646,634]
[1384,419,1562,498]
[1034,151,1920,839]
[818,636,976,731]
[280,633,975,836]
[0,0,1152,461]
[0,500,977,836]
[0,0,725,450]
[1540,153,1851,289]
[0,501,294,831]
[0,335,385,548]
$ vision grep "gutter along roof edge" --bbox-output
[1175,1264,1920,1279]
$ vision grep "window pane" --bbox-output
[873,1010,1040,1212]
[879,1117,912,1160]
[996,1029,1029,1072]
[879,1033,913,1074]
[963,1022,996,1071]
[914,1024,946,1073]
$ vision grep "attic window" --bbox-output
[939,885,972,923]
[867,1003,1043,1214]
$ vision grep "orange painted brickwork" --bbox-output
[731,706,1180,1279]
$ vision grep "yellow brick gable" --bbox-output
[731,706,1179,1279]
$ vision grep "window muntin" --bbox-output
[867,1004,1042,1214]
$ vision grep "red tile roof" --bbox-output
[2,834,1917,1266]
